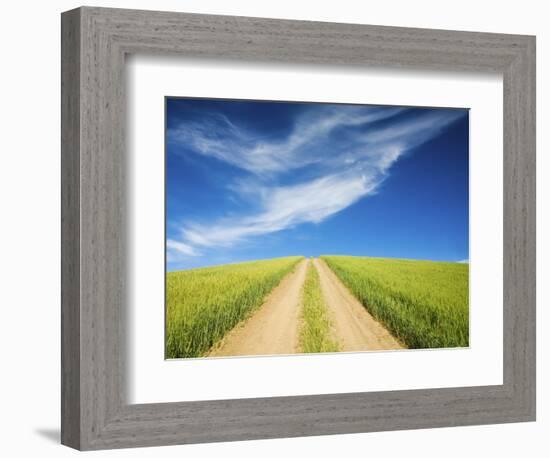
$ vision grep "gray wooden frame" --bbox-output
[61,6,536,451]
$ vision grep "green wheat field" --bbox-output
[166,256,303,358]
[166,255,469,358]
[322,256,469,348]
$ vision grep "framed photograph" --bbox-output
[61,6,536,450]
[164,97,469,360]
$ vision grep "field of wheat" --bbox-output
[166,256,303,359]
[321,256,469,349]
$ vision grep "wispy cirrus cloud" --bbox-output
[168,105,404,176]
[166,239,200,257]
[182,171,378,248]
[167,103,465,255]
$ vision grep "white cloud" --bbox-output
[182,171,378,248]
[168,106,404,175]
[366,110,464,144]
[166,239,200,257]
[167,105,466,253]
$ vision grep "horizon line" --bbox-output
[167,254,469,273]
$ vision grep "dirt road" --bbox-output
[208,257,403,357]
[313,258,404,351]
[208,259,309,357]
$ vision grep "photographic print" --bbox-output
[165,98,469,359]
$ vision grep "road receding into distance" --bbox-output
[313,258,404,352]
[209,258,404,357]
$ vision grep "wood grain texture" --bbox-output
[61,7,81,450]
[61,6,536,450]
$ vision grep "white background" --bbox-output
[0,0,546,457]
[129,58,503,403]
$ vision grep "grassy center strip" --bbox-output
[300,260,340,353]
[166,256,303,359]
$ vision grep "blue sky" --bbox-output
[166,98,469,271]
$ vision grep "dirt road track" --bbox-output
[208,259,309,357]
[313,259,404,351]
[208,258,403,357]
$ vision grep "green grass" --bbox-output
[300,262,339,353]
[321,256,469,349]
[166,256,303,359]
